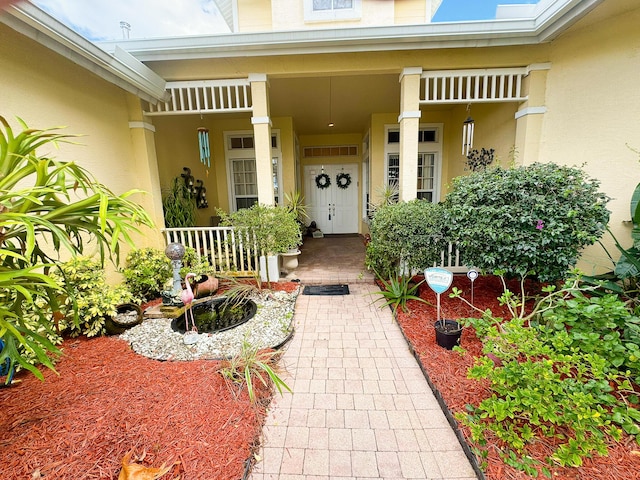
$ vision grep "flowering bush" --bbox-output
[443,163,610,282]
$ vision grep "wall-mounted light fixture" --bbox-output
[194,179,208,209]
[462,104,475,156]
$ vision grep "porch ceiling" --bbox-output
[268,74,448,136]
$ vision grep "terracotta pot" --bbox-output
[193,275,219,299]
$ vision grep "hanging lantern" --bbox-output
[462,106,475,157]
[197,127,210,167]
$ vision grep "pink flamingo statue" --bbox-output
[181,272,198,344]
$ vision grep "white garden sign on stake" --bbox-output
[424,267,454,329]
[467,268,478,305]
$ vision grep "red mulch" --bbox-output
[0,337,268,479]
[394,274,640,480]
[0,282,298,480]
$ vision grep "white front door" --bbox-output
[305,164,359,234]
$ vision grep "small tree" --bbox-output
[218,204,301,257]
[443,162,610,282]
[218,204,301,283]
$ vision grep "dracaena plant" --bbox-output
[0,115,154,382]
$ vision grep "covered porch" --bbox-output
[144,64,548,238]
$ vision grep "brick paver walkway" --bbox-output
[249,282,477,479]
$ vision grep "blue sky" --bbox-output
[30,0,541,42]
[433,0,539,22]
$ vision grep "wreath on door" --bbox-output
[336,172,352,189]
[315,173,331,189]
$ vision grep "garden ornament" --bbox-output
[181,272,199,344]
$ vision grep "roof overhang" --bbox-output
[0,2,168,103]
[97,0,603,62]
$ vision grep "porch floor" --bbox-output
[281,234,375,285]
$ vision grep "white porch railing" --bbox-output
[421,67,528,104]
[163,227,467,277]
[163,227,259,276]
[145,79,252,116]
[439,242,466,273]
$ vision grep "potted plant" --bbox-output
[104,303,143,335]
[181,247,218,298]
[218,204,302,283]
[282,191,309,273]
[162,176,196,228]
[285,190,309,237]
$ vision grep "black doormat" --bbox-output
[302,284,350,296]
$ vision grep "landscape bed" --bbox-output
[2,278,639,479]
[393,274,640,480]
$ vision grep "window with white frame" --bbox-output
[304,0,361,22]
[226,131,282,211]
[362,130,371,221]
[385,125,441,202]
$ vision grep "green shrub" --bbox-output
[180,246,215,278]
[366,199,447,279]
[456,276,640,475]
[15,302,65,372]
[122,248,172,301]
[539,289,640,382]
[443,163,610,282]
[53,257,133,337]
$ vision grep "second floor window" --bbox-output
[305,0,361,22]
[313,0,353,11]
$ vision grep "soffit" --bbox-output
[0,2,168,103]
[97,0,603,62]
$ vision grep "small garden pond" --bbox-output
[171,296,257,334]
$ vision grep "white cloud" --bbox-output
[32,0,230,41]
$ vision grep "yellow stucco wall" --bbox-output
[240,0,441,31]
[237,0,273,32]
[539,3,640,274]
[394,0,427,24]
[0,25,165,275]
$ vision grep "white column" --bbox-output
[398,67,422,201]
[249,73,275,205]
[515,63,551,166]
